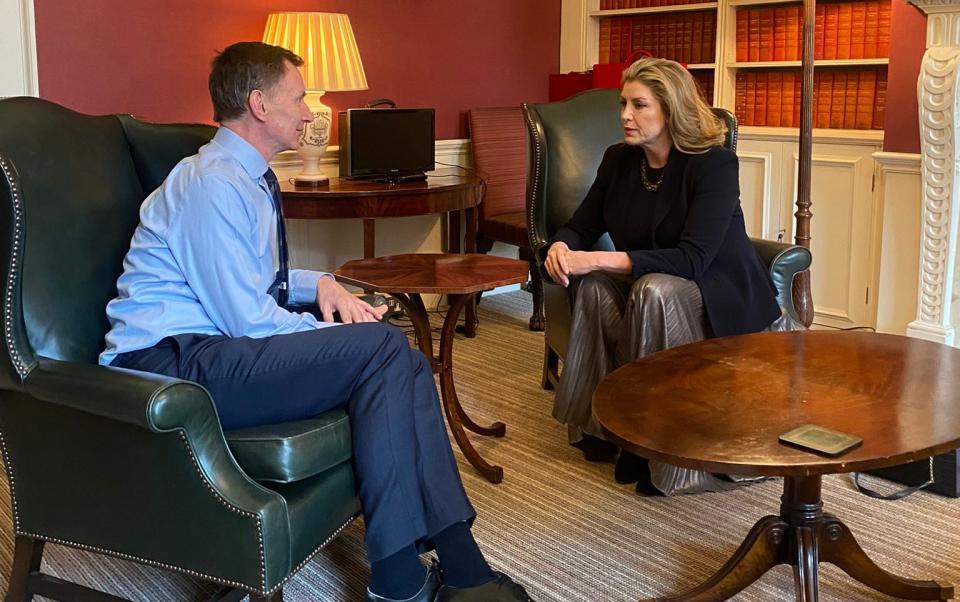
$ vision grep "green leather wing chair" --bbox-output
[522,88,812,389]
[0,97,359,602]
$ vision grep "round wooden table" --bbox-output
[281,175,484,338]
[594,331,959,602]
[335,253,529,483]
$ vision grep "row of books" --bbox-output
[599,13,717,65]
[599,0,713,8]
[734,69,887,129]
[692,71,715,102]
[735,1,891,62]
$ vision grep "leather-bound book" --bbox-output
[755,71,768,126]
[830,71,846,128]
[759,9,774,61]
[816,71,834,129]
[696,12,707,64]
[837,3,853,60]
[855,69,877,129]
[599,18,613,64]
[767,71,783,126]
[877,0,891,57]
[749,10,761,61]
[745,72,757,125]
[873,70,887,129]
[736,72,747,122]
[843,70,859,129]
[824,4,840,60]
[850,2,867,59]
[736,10,748,62]
[864,1,879,58]
[774,8,788,61]
[704,12,716,62]
[786,6,801,61]
[815,4,826,60]
[781,71,796,128]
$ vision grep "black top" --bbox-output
[546,143,780,337]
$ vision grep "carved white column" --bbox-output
[907,0,960,344]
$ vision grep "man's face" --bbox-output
[262,61,313,154]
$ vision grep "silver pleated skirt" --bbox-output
[553,271,802,495]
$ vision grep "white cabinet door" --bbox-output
[738,135,881,329]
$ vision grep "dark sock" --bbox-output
[369,544,427,600]
[432,521,494,588]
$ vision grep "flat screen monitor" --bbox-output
[338,108,435,181]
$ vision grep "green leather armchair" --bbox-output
[0,97,359,601]
[522,89,812,389]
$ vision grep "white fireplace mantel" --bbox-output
[906,0,960,344]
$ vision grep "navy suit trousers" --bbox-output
[112,322,476,562]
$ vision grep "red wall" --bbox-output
[34,0,560,140]
[883,0,927,153]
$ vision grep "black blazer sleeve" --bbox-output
[627,149,739,280]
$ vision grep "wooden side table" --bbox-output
[281,175,484,337]
[594,331,959,601]
[334,253,528,484]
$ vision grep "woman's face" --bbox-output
[619,80,669,148]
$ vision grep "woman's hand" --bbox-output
[316,276,389,323]
[546,243,599,286]
[545,242,573,286]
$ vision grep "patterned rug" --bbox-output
[2,291,959,601]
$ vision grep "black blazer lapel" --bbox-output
[651,147,688,239]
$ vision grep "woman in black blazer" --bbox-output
[543,58,793,495]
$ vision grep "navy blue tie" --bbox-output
[263,169,289,307]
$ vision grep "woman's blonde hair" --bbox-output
[621,58,726,153]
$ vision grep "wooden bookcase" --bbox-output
[590,0,891,131]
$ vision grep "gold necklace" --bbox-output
[640,156,665,192]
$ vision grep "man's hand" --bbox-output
[316,276,388,323]
[544,242,597,287]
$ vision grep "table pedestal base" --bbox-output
[647,475,954,602]
[392,292,505,483]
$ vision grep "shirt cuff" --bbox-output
[289,269,332,305]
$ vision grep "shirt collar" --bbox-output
[213,126,270,181]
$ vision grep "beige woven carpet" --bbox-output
[3,291,960,601]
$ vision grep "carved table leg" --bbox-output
[819,517,954,600]
[6,535,44,602]
[392,293,434,361]
[440,293,504,483]
[647,475,954,601]
[645,515,788,601]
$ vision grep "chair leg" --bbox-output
[6,535,44,602]
[541,341,559,390]
[522,249,545,332]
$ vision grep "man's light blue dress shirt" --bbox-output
[99,127,337,366]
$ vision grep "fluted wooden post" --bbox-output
[793,0,816,327]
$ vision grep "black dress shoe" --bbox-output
[366,561,441,602]
[571,434,618,463]
[614,451,649,484]
[434,572,534,601]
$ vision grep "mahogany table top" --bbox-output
[594,331,960,477]
[334,253,528,295]
[280,175,481,220]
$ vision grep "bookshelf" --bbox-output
[588,0,891,133]
[562,0,892,329]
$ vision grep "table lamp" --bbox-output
[263,12,368,184]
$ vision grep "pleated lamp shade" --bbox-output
[263,12,368,93]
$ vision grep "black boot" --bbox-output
[614,451,648,484]
[571,434,618,463]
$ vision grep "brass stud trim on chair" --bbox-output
[0,427,22,533]
[174,430,269,592]
[521,105,546,252]
[0,156,29,377]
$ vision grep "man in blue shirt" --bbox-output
[102,42,532,602]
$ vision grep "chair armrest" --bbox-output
[749,237,812,322]
[24,357,211,432]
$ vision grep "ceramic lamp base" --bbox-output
[296,92,332,184]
